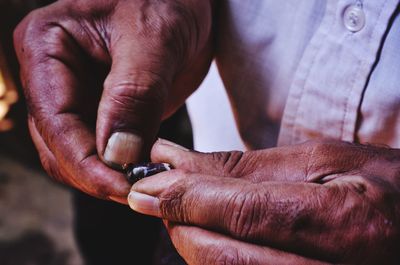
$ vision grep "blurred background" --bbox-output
[0,1,83,265]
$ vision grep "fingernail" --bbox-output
[128,191,160,217]
[157,138,189,151]
[104,132,143,166]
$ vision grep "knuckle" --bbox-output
[204,246,242,265]
[303,139,339,180]
[138,3,189,37]
[159,171,192,221]
[101,85,166,126]
[303,139,327,155]
[13,10,41,52]
[14,9,69,63]
[226,190,266,239]
[211,151,244,176]
[334,182,400,262]
[132,2,203,65]
[302,183,400,262]
[215,251,241,265]
[361,186,400,255]
[14,10,49,50]
[38,26,70,59]
[104,72,167,106]
[303,139,346,157]
[15,9,41,33]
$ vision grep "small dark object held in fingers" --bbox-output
[123,163,172,184]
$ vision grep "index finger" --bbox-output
[166,222,331,265]
[129,170,389,263]
[15,8,130,201]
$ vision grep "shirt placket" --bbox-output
[278,0,400,146]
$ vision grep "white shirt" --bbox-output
[188,0,400,151]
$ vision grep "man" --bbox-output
[14,0,400,264]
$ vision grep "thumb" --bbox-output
[97,37,176,169]
[95,0,214,169]
[151,139,309,182]
[151,138,245,177]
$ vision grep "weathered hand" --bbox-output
[128,139,400,264]
[162,221,330,265]
[14,0,213,203]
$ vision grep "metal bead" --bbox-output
[123,162,172,184]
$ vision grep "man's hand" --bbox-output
[14,0,213,203]
[128,139,400,264]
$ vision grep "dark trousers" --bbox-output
[73,106,191,265]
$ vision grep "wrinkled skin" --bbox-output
[129,139,400,264]
[15,1,400,264]
[14,0,213,203]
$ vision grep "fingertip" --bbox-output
[127,191,161,217]
[157,138,190,151]
[151,138,189,164]
[130,169,187,199]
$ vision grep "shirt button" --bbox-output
[343,5,366,32]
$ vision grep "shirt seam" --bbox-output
[341,0,390,140]
[291,1,339,144]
